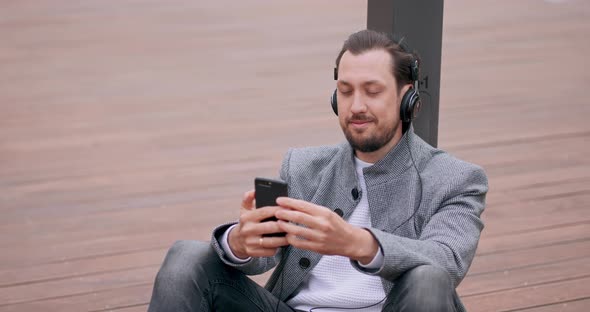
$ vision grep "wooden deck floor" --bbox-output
[1,1,589,311]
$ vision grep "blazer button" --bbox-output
[299,257,311,269]
[351,188,359,200]
[334,208,344,217]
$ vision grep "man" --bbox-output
[148,29,488,312]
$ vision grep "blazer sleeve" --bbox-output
[210,222,282,275]
[352,165,488,287]
[209,149,294,275]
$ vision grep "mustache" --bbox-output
[346,114,375,123]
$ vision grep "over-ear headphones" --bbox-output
[330,56,422,125]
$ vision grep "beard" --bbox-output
[342,114,399,153]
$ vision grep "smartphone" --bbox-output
[255,177,288,237]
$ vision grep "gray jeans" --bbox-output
[147,240,458,312]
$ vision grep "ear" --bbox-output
[399,83,413,96]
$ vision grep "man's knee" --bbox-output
[402,265,453,289]
[386,265,455,312]
[154,240,217,291]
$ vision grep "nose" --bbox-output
[350,92,367,114]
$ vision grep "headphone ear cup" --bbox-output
[331,89,338,115]
[400,87,420,123]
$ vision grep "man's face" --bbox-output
[337,49,408,154]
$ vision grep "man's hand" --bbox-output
[275,197,379,265]
[227,190,289,259]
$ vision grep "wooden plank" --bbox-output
[92,304,149,312]
[0,225,209,269]
[476,222,590,255]
[450,134,589,173]
[459,257,590,297]
[0,267,157,307]
[0,283,152,312]
[0,272,272,312]
[461,276,590,312]
[0,198,234,249]
[467,240,590,276]
[481,193,590,237]
[487,176,590,207]
[0,249,164,288]
[508,297,590,312]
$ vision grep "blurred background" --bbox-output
[1,1,589,311]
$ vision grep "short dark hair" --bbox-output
[335,29,419,93]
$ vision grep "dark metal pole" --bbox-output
[367,0,444,147]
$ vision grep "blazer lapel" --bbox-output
[273,143,361,300]
[363,130,421,236]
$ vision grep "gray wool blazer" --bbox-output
[211,127,488,310]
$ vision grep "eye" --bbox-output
[366,89,381,96]
[339,88,352,96]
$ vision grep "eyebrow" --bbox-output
[337,80,384,87]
